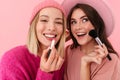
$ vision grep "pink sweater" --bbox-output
[65,45,120,80]
[0,46,64,80]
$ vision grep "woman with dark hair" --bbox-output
[63,1,120,80]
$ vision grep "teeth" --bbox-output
[77,33,85,36]
[44,34,56,38]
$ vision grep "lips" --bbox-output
[76,32,86,37]
[43,33,57,38]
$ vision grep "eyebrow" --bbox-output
[39,15,63,20]
[55,18,63,21]
[80,15,87,19]
[39,15,49,18]
[71,15,87,20]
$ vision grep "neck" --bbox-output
[80,40,97,54]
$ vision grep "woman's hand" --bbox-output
[40,46,64,73]
[81,44,108,65]
[80,44,108,80]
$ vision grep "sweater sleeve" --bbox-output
[91,54,120,80]
[36,62,65,80]
[0,46,65,80]
[0,50,54,80]
[35,69,54,80]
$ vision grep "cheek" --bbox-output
[86,24,95,30]
[56,26,63,35]
[71,27,75,35]
[36,24,45,34]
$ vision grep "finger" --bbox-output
[47,46,56,64]
[102,44,108,55]
[51,54,59,71]
[87,51,97,57]
[95,45,105,53]
[56,56,64,70]
[94,49,106,58]
[94,45,104,52]
[96,57,102,64]
[91,57,102,64]
[41,47,50,62]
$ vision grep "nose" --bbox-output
[48,22,55,31]
[76,22,83,30]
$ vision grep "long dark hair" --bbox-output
[67,3,118,55]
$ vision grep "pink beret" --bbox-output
[30,0,66,25]
[62,0,114,37]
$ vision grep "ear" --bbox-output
[54,0,64,4]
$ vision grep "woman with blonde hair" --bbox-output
[0,0,66,79]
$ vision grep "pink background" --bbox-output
[0,0,120,57]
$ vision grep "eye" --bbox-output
[55,21,63,25]
[71,20,77,25]
[82,18,89,23]
[40,19,48,22]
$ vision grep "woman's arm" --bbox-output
[80,60,91,80]
[80,44,107,80]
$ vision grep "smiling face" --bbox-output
[70,9,95,46]
[36,7,64,49]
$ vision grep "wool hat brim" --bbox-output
[62,0,114,37]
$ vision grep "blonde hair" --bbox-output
[27,12,66,58]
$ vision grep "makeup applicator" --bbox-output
[89,29,112,61]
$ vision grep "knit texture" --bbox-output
[0,45,64,80]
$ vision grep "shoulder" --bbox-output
[0,45,37,74]
[97,53,120,70]
[100,53,120,67]
[91,53,120,70]
[2,45,29,58]
[65,39,73,48]
[91,53,120,79]
[65,43,73,55]
[0,45,30,65]
[107,53,120,70]
[108,53,120,64]
[109,54,120,79]
[6,45,28,53]
[0,45,36,79]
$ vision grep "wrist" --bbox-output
[80,59,91,80]
[81,57,91,67]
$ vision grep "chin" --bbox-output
[77,41,87,46]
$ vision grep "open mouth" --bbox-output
[76,32,86,37]
[43,33,57,38]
